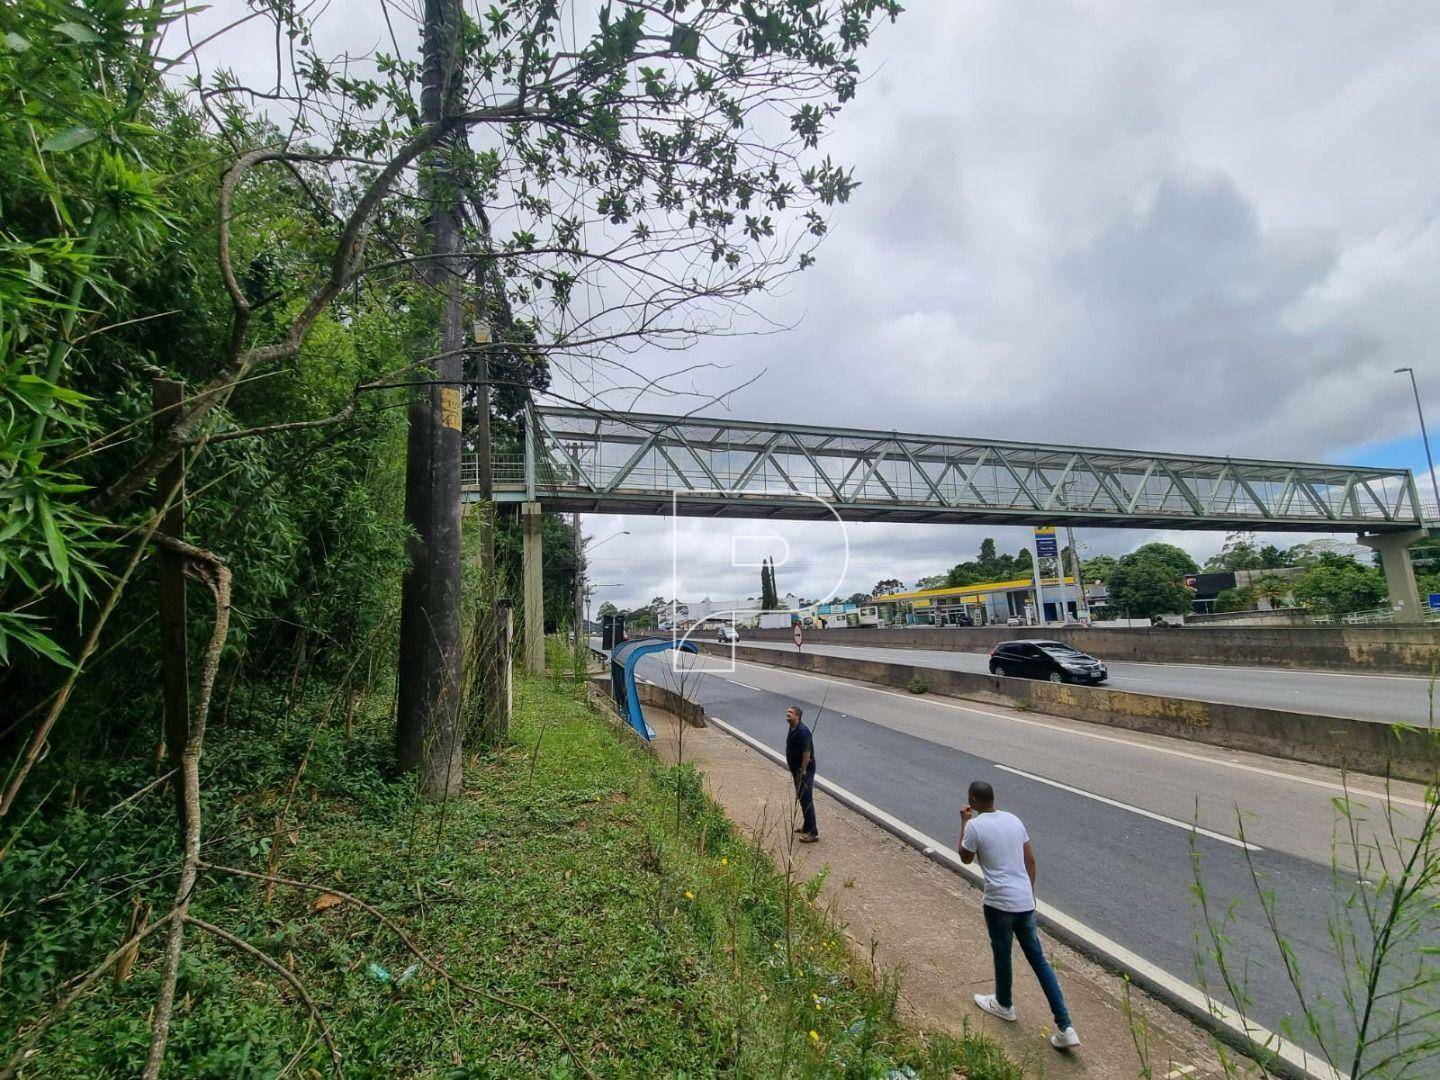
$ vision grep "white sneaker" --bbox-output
[973,993,1018,1021]
[1051,1026,1081,1049]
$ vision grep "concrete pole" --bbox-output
[1065,524,1090,622]
[522,502,545,673]
[1358,529,1426,623]
[572,511,584,658]
[1030,540,1046,627]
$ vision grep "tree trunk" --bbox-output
[396,0,465,797]
[153,379,190,842]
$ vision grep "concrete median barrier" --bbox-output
[742,624,1440,674]
[703,643,1439,782]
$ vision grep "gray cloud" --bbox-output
[567,2,1440,607]
[186,1,1440,607]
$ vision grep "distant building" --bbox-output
[873,576,1098,626]
[668,593,800,629]
[1183,567,1302,613]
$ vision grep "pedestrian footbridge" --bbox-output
[467,404,1426,533]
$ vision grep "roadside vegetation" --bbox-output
[3,668,1021,1078]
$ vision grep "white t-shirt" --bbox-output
[960,810,1034,913]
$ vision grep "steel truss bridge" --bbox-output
[464,405,1426,533]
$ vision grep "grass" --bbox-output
[2,668,1022,1078]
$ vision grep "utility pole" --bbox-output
[1065,524,1090,623]
[1030,540,1046,627]
[1396,367,1440,513]
[573,511,584,658]
[471,312,493,555]
[396,0,465,797]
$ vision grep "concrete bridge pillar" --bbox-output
[1358,529,1426,623]
[522,502,545,673]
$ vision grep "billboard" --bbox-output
[1033,526,1059,559]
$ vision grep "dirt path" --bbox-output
[647,708,1256,1080]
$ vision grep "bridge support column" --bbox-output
[522,502,545,674]
[1358,529,1426,623]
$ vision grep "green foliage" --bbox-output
[906,674,928,695]
[1251,573,1293,608]
[1081,554,1119,583]
[1107,545,1197,619]
[1126,542,1199,578]
[2,673,1012,1078]
[1212,586,1256,613]
[943,538,1034,587]
[762,555,780,610]
[1292,557,1386,616]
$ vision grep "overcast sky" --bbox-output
[570,1,1440,610]
[190,2,1440,611]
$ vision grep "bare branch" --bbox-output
[185,915,344,1077]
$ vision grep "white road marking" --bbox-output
[706,716,1345,1080]
[706,656,1429,810]
[993,764,1261,851]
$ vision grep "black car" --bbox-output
[988,640,1107,684]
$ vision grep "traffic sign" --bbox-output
[1033,526,1059,559]
[1429,593,1440,611]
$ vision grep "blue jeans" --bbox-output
[793,769,817,836]
[983,905,1071,1029]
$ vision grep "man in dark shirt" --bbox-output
[785,705,818,842]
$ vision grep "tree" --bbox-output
[913,575,947,591]
[1252,574,1293,609]
[1293,562,1386,617]
[943,540,1034,588]
[845,591,873,605]
[1258,544,1289,569]
[1107,557,1195,619]
[42,0,904,793]
[598,601,619,617]
[1081,555,1119,582]
[761,556,780,610]
[1127,542,1199,579]
[872,578,904,596]
[1213,586,1257,613]
[1206,531,1262,571]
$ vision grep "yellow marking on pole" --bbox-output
[440,387,462,431]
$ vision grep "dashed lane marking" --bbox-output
[699,656,1428,810]
[994,764,1261,851]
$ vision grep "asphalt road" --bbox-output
[630,648,1439,1066]
[732,637,1436,726]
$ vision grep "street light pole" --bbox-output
[1396,367,1440,513]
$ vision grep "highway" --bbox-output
[733,637,1436,726]
[630,647,1439,1066]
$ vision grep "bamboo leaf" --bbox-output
[54,22,101,44]
[41,126,99,153]
[38,498,71,583]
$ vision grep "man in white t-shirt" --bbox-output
[958,780,1080,1050]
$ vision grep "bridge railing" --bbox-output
[460,406,1426,529]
